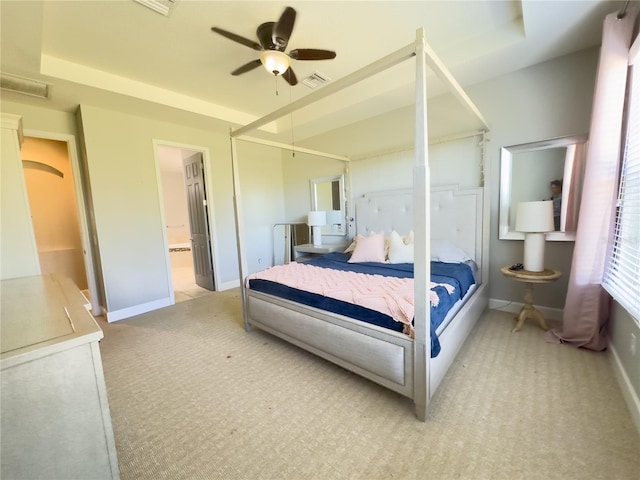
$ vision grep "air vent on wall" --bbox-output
[302,71,330,89]
[0,73,51,99]
[133,0,177,16]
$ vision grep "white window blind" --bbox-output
[604,62,640,324]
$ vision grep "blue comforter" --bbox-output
[248,252,475,358]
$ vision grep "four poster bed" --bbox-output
[229,29,490,421]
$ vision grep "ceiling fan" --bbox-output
[211,6,336,86]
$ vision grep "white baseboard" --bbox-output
[106,297,172,322]
[489,298,563,322]
[218,279,240,291]
[608,344,640,436]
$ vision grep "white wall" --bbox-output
[158,149,190,247]
[609,301,640,429]
[0,113,40,279]
[236,141,286,274]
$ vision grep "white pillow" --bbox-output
[404,230,414,244]
[431,239,471,263]
[387,230,414,264]
[348,231,386,263]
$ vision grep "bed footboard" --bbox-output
[247,290,414,397]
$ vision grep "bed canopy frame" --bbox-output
[229,28,490,420]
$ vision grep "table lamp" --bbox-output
[515,201,554,272]
[307,211,326,246]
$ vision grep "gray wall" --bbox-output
[470,47,598,311]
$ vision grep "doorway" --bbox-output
[155,143,216,303]
[20,136,91,302]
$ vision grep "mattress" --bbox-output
[247,252,475,357]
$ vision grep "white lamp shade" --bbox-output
[515,201,554,233]
[307,211,326,227]
[515,201,553,272]
[260,50,290,76]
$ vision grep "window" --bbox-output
[604,61,640,324]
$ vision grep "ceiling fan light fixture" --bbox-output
[260,50,290,76]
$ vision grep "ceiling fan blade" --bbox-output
[231,59,262,76]
[272,7,296,50]
[282,67,298,86]
[289,49,336,61]
[256,22,277,50]
[211,27,262,51]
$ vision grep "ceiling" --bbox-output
[0,1,627,142]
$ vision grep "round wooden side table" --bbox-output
[500,266,562,333]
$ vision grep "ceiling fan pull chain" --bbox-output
[289,84,295,158]
[275,75,279,96]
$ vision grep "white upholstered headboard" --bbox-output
[354,185,483,265]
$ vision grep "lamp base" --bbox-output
[312,226,323,247]
[523,232,546,272]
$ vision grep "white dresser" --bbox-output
[1,274,119,480]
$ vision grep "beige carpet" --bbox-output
[97,290,639,480]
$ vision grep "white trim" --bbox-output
[1,112,23,137]
[153,140,177,306]
[106,297,172,322]
[609,343,640,435]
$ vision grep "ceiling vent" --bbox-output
[133,0,177,16]
[0,73,51,99]
[302,71,330,89]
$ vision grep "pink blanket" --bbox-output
[247,263,455,337]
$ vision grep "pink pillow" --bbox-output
[348,232,386,263]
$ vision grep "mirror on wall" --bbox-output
[310,175,345,236]
[499,134,588,241]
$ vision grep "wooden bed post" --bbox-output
[230,135,250,331]
[413,27,431,422]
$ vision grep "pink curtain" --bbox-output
[562,143,583,232]
[545,9,636,350]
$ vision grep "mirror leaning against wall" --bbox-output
[499,134,588,241]
[310,174,346,237]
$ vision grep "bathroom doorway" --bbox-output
[155,143,216,303]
